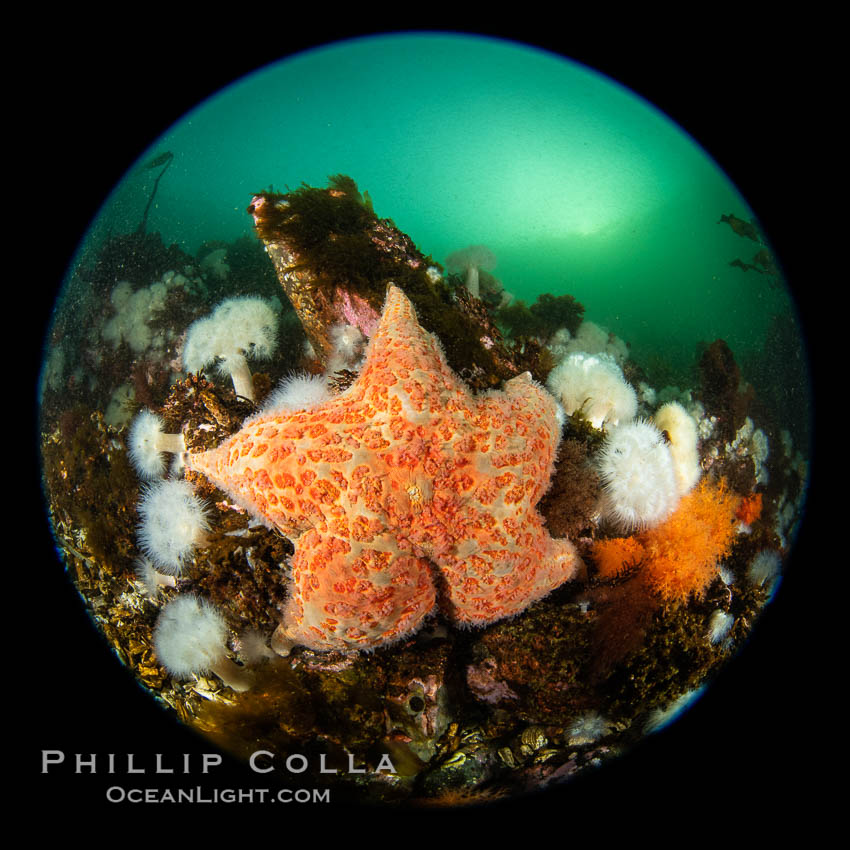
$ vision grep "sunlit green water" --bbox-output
[85,32,791,373]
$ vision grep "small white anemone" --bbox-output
[134,555,177,597]
[747,549,782,589]
[127,409,186,480]
[235,628,277,665]
[707,609,735,645]
[328,323,365,367]
[568,711,612,744]
[137,479,210,574]
[183,296,278,402]
[153,595,251,691]
[259,372,332,415]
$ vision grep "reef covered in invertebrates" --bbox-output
[39,173,808,807]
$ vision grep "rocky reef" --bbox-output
[39,175,807,806]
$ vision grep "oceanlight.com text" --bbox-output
[105,786,330,803]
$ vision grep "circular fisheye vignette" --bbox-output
[39,31,809,806]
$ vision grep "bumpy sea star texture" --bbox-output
[188,285,580,651]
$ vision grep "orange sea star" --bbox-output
[187,285,581,651]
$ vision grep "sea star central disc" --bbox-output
[187,285,581,651]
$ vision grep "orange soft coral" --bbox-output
[641,479,740,600]
[593,479,741,602]
[594,536,645,581]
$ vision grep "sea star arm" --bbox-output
[438,527,581,625]
[278,526,437,651]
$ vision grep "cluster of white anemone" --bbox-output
[547,321,629,366]
[126,408,205,577]
[122,295,279,689]
[542,336,701,533]
[103,280,169,355]
[127,422,252,689]
[546,352,637,430]
[126,414,239,686]
[103,272,197,356]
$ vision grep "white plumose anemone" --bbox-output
[127,409,186,480]
[133,555,177,597]
[747,549,781,589]
[546,352,637,429]
[182,296,278,402]
[596,420,680,531]
[568,711,613,744]
[153,595,250,691]
[707,609,735,645]
[137,479,210,574]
